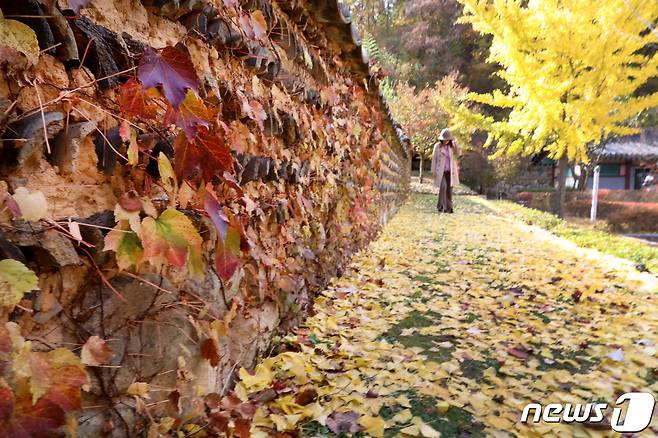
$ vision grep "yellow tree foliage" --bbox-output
[456,0,658,162]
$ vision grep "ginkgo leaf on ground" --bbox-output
[238,364,272,392]
[138,46,199,107]
[140,208,203,278]
[0,259,39,310]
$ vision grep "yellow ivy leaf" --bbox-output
[0,11,40,66]
[0,259,39,310]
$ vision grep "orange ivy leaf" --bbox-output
[0,324,89,435]
[250,11,268,40]
[175,90,210,140]
[118,78,157,119]
[196,127,234,179]
[80,336,113,367]
[140,208,204,278]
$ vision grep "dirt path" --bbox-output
[237,194,658,437]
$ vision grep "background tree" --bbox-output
[347,0,504,94]
[386,74,474,182]
[454,0,658,217]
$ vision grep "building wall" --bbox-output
[0,0,410,435]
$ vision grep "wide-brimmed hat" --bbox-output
[438,128,455,141]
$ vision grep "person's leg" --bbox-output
[438,175,447,212]
[445,171,453,213]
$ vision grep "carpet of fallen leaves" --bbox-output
[235,194,658,437]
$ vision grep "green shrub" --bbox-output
[494,200,658,274]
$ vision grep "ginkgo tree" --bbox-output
[455,0,658,216]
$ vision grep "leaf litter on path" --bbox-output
[235,194,658,437]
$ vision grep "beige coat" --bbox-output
[431,142,460,188]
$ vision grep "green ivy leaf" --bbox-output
[0,259,39,310]
[140,208,203,278]
[103,220,144,270]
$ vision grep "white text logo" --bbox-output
[521,392,655,432]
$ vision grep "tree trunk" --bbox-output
[576,163,590,191]
[554,156,569,218]
[419,155,424,183]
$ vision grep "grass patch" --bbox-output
[460,356,502,381]
[494,200,658,273]
[385,310,441,337]
[536,348,600,373]
[381,310,455,363]
[381,390,485,438]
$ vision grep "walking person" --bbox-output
[431,129,460,213]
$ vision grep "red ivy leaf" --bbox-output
[173,132,201,182]
[0,382,13,422]
[138,46,199,108]
[176,90,210,140]
[118,194,142,212]
[196,127,234,181]
[234,418,251,438]
[118,78,157,119]
[173,128,233,183]
[216,225,241,282]
[200,338,220,367]
[204,188,228,240]
[507,346,532,360]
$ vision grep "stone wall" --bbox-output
[0,0,410,435]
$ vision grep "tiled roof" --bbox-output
[599,129,658,159]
